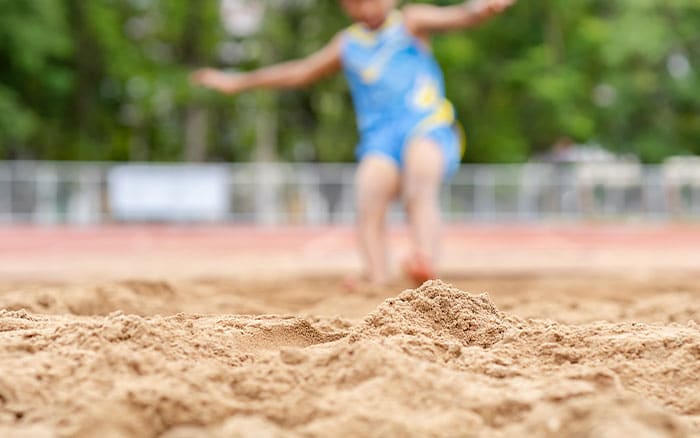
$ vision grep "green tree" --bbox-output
[0,0,698,163]
[0,0,72,158]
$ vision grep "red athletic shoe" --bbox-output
[403,253,436,286]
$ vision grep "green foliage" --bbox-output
[0,0,699,163]
[0,0,72,157]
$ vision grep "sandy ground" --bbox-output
[0,225,699,437]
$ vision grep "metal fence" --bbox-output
[0,160,699,225]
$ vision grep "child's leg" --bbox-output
[402,138,445,282]
[355,155,400,284]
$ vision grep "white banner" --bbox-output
[108,165,230,222]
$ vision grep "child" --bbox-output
[192,0,515,286]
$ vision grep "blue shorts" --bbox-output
[355,121,464,180]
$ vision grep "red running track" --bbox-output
[1,224,700,255]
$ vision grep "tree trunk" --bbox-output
[181,2,208,162]
[184,105,209,162]
[254,93,278,162]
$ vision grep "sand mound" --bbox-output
[0,281,179,316]
[1,281,698,437]
[352,282,513,346]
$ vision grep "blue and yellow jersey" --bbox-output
[340,10,465,173]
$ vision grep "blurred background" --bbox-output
[1,0,699,224]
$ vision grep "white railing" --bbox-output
[0,160,699,224]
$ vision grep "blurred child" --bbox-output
[192,0,514,286]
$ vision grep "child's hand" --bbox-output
[190,68,246,94]
[471,0,515,16]
[491,0,516,11]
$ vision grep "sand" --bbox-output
[1,225,700,437]
[1,275,699,437]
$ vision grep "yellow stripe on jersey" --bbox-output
[346,10,402,47]
[411,100,456,138]
[413,80,440,109]
[408,100,466,158]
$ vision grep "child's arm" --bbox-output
[191,34,343,94]
[404,0,515,36]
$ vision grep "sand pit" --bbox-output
[1,277,699,437]
[1,226,699,437]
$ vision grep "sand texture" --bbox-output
[1,278,699,437]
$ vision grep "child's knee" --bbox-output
[402,175,439,205]
[357,187,393,221]
[358,182,393,208]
